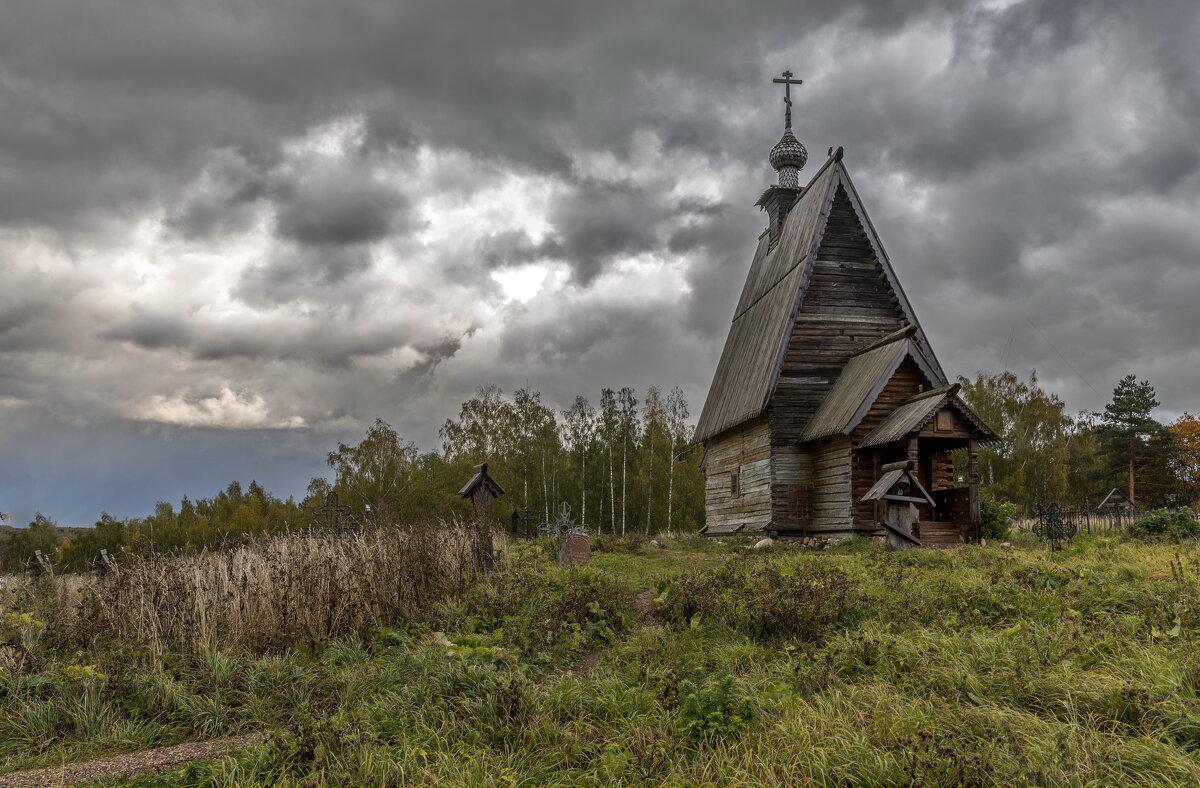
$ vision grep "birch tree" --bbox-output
[664,386,690,536]
[563,396,596,528]
[597,388,619,535]
[616,387,638,536]
[642,386,664,536]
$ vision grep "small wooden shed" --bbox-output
[694,107,997,547]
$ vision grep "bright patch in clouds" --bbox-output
[136,388,306,429]
[491,265,548,302]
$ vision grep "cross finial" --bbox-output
[772,70,803,130]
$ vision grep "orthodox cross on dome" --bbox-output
[769,70,807,188]
[772,70,803,130]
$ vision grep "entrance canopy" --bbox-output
[859,383,996,449]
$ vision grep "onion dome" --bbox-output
[769,128,808,188]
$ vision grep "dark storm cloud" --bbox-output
[235,246,375,307]
[476,230,563,271]
[2,0,1200,526]
[548,179,670,284]
[99,305,194,350]
[273,166,411,247]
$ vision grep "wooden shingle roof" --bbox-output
[693,150,946,444]
[798,327,941,443]
[859,384,999,448]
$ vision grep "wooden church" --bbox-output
[694,75,997,547]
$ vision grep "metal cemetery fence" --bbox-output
[1032,503,1200,546]
[1048,505,1142,537]
[300,491,363,538]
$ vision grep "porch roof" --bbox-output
[798,326,942,443]
[859,384,998,448]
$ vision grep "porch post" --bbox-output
[968,438,980,543]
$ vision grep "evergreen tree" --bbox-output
[1095,375,1166,506]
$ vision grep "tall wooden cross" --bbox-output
[772,70,803,128]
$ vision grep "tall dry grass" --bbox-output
[2,517,477,658]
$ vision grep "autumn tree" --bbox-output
[640,386,666,535]
[597,388,620,534]
[439,384,512,462]
[957,370,1076,511]
[664,386,690,535]
[328,418,422,517]
[1170,412,1200,507]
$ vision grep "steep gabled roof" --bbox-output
[1095,488,1137,509]
[798,327,941,443]
[694,150,946,444]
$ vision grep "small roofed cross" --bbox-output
[772,70,803,126]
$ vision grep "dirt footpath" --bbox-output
[0,733,266,787]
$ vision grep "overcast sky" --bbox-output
[2,0,1198,525]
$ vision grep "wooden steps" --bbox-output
[918,521,965,548]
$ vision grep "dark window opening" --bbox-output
[730,468,740,498]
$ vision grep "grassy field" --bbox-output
[5,533,1200,786]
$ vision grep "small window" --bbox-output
[730,469,740,498]
[935,410,954,432]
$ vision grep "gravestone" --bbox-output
[560,532,591,565]
[28,549,52,578]
[302,491,361,536]
[93,548,118,580]
[542,503,590,565]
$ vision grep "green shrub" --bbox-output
[447,565,635,663]
[655,558,860,641]
[1126,508,1200,541]
[980,497,1018,540]
[676,671,757,740]
[591,535,646,553]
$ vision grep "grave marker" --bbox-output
[458,463,504,572]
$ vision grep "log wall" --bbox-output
[810,437,854,534]
[770,185,907,442]
[703,417,772,534]
[770,441,813,532]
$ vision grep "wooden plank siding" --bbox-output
[848,358,931,526]
[769,185,908,445]
[769,443,813,532]
[703,417,772,534]
[809,438,854,534]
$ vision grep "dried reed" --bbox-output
[2,517,477,658]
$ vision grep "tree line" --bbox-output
[5,370,1197,573]
[958,371,1199,513]
[1,384,705,573]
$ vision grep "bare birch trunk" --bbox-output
[542,450,549,524]
[645,433,654,537]
[667,445,675,537]
[621,438,627,537]
[609,445,616,536]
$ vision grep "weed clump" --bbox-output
[446,563,635,664]
[1126,508,1200,542]
[656,558,860,641]
[677,671,757,740]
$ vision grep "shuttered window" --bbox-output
[730,468,740,498]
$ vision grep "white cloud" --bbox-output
[134,387,306,429]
